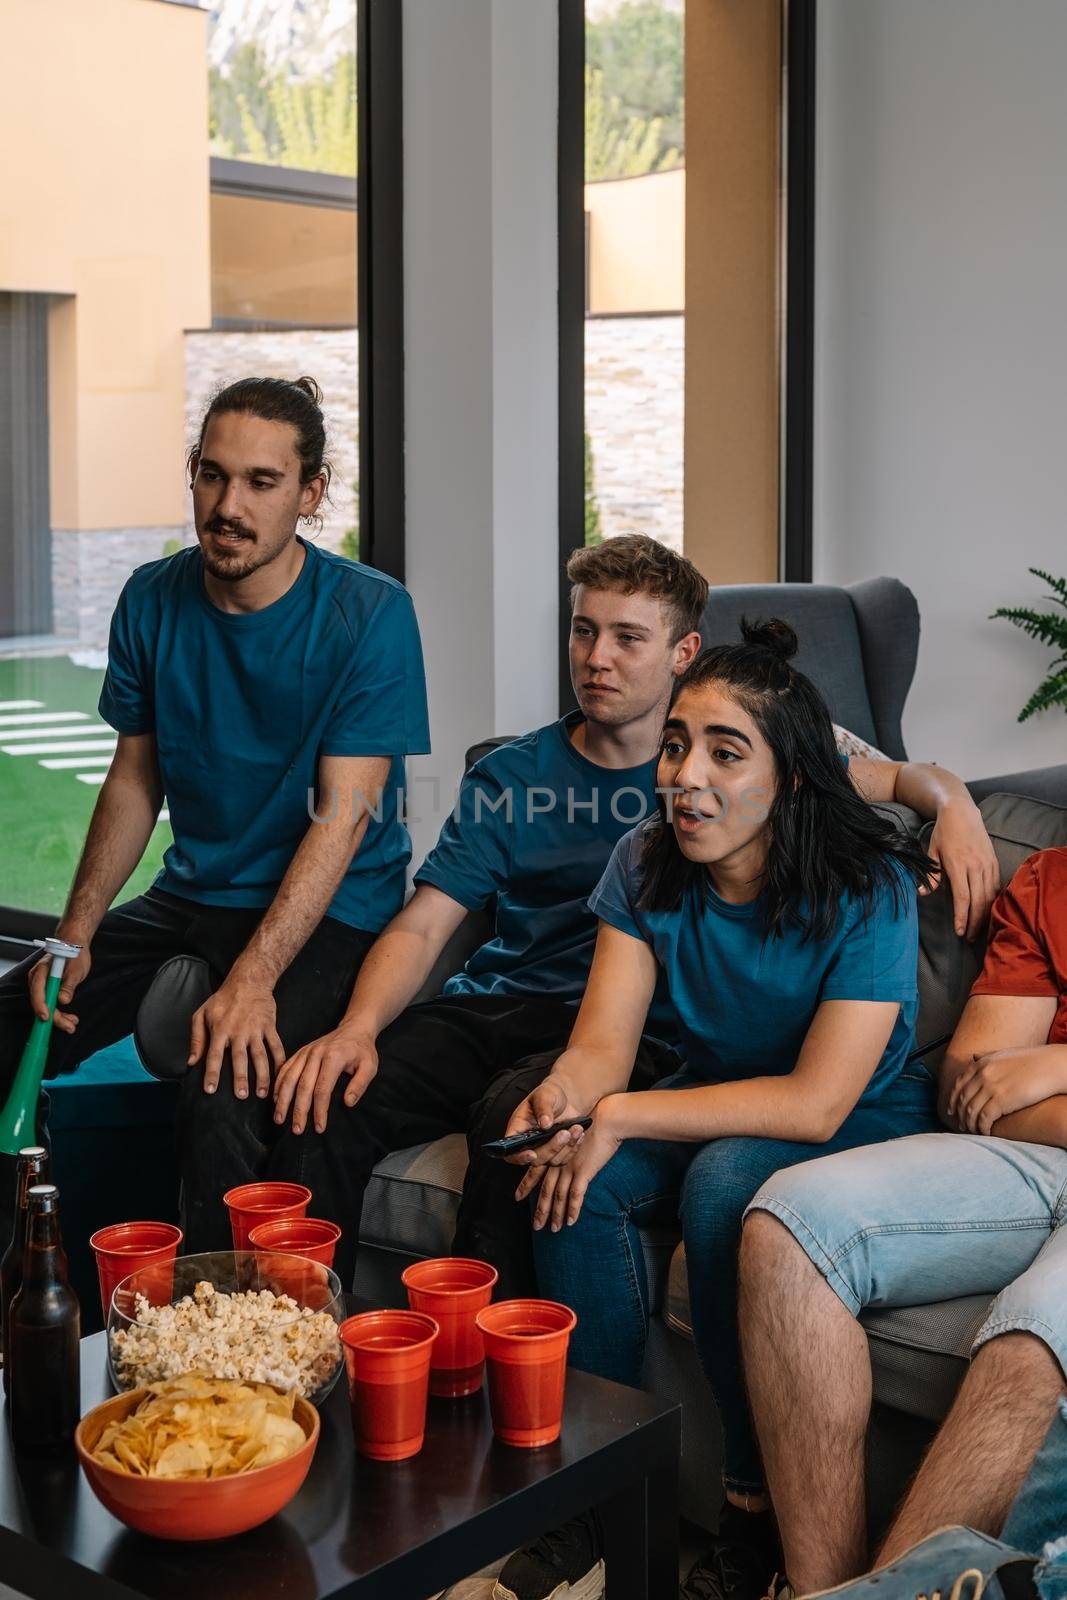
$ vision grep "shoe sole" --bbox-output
[492,1560,605,1600]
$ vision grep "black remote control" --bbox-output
[482,1117,593,1159]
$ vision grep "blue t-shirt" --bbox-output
[415,713,673,1029]
[98,540,430,933]
[589,821,921,1105]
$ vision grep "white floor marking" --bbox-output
[2,739,118,756]
[0,723,112,739]
[38,755,115,770]
[0,700,44,712]
[0,711,90,727]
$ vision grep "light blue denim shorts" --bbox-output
[746,1131,1067,1375]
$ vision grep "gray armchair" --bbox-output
[700,577,1067,802]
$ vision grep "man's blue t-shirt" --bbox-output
[589,821,922,1105]
[98,540,430,933]
[414,713,674,1024]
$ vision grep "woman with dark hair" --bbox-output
[495,620,942,1600]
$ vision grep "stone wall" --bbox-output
[51,526,186,646]
[585,313,684,551]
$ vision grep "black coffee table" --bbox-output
[0,1314,680,1600]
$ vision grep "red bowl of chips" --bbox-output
[75,1378,319,1540]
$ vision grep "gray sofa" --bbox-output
[351,578,1067,1530]
[135,578,1066,1529]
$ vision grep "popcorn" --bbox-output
[109,1280,340,1399]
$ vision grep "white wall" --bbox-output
[403,0,559,869]
[814,0,1067,779]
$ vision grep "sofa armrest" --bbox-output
[966,764,1067,808]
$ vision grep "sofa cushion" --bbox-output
[860,1296,993,1421]
[914,791,1067,1069]
[361,1134,470,1259]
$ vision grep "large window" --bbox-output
[0,0,398,930]
[583,0,685,553]
[561,0,814,629]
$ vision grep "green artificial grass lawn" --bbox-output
[0,655,169,918]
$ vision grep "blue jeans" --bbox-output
[530,1068,939,1494]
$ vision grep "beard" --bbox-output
[197,519,280,583]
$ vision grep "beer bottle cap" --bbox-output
[27,1184,58,1202]
[17,1147,47,1161]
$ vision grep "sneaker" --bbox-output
[680,1535,782,1600]
[492,1510,605,1600]
[760,1580,794,1600]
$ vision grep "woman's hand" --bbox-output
[502,1074,589,1168]
[516,1098,624,1231]
[948,1049,1064,1135]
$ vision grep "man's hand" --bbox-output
[272,1026,379,1135]
[517,1099,623,1230]
[502,1075,588,1172]
[948,1049,1062,1135]
[924,800,1000,942]
[189,977,287,1100]
[27,929,92,1036]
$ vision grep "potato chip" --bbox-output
[90,1375,307,1479]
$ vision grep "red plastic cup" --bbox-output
[475,1299,577,1448]
[339,1310,439,1461]
[247,1217,342,1268]
[223,1182,312,1252]
[89,1222,183,1320]
[401,1256,498,1398]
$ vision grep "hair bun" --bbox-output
[292,376,324,406]
[740,616,799,661]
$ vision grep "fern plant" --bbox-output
[991,568,1067,721]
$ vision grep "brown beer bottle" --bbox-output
[0,1146,49,1398]
[9,1184,81,1455]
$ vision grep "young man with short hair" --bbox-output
[740,846,1067,1600]
[0,376,429,1250]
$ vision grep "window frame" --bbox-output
[357,0,406,581]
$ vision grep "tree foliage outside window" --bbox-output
[586,1,684,181]
[584,432,603,546]
[210,43,356,176]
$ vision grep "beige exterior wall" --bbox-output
[585,168,685,315]
[211,194,357,327]
[683,0,781,584]
[0,0,211,532]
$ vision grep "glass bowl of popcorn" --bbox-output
[107,1251,344,1405]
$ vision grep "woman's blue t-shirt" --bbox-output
[589,822,922,1106]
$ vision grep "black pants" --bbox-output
[0,887,374,1241]
[178,991,680,1293]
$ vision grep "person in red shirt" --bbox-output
[737,847,1067,1600]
